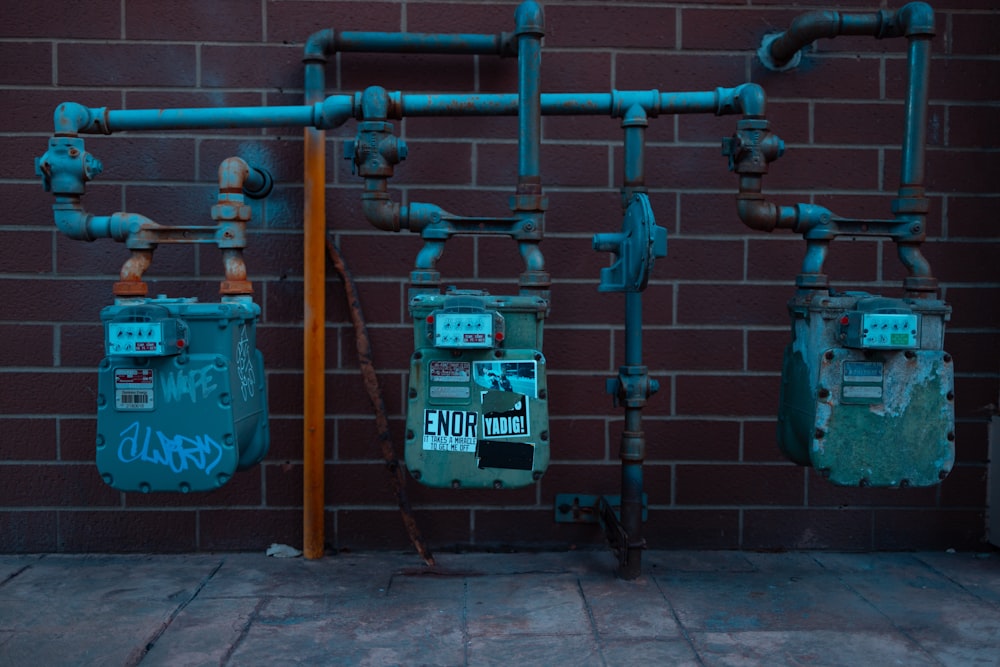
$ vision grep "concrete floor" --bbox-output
[1,548,998,666]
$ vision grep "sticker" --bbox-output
[477,440,534,471]
[430,386,471,399]
[473,361,537,398]
[430,361,470,382]
[481,391,530,439]
[114,368,154,411]
[422,409,478,452]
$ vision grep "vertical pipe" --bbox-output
[514,2,543,188]
[618,105,648,580]
[302,58,327,559]
[900,35,930,192]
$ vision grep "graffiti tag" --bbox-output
[162,363,218,404]
[236,325,255,401]
[117,421,225,475]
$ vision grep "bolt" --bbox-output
[911,224,921,234]
[824,351,835,361]
[946,391,954,401]
[408,388,417,399]
[818,388,830,399]
[406,429,414,440]
[179,482,191,493]
[451,480,461,489]
[139,482,151,494]
[943,353,952,363]
[939,469,949,480]
[814,428,825,440]
[947,432,955,442]
[523,222,535,232]
[532,471,543,481]
[904,350,916,360]
[540,431,548,442]
[96,434,105,448]
[493,480,503,489]
[412,470,422,481]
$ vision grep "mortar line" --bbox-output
[220,596,267,666]
[650,572,708,666]
[575,577,608,667]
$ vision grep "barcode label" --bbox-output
[116,389,154,411]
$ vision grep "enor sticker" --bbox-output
[422,408,478,452]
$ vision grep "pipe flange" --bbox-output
[758,33,802,72]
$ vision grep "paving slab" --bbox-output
[0,549,997,666]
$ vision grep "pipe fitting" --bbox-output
[53,102,110,135]
[896,2,935,37]
[514,0,545,37]
[361,191,403,232]
[36,136,103,195]
[316,95,354,129]
[303,28,335,63]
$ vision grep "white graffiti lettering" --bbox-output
[236,325,255,401]
[117,421,225,475]
[162,363,218,404]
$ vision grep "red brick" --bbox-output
[547,373,621,417]
[644,509,740,549]
[199,137,304,184]
[59,418,98,462]
[955,421,989,465]
[953,376,1000,421]
[124,466,263,508]
[0,324,54,368]
[200,509,300,551]
[925,148,996,194]
[542,327,613,373]
[942,287,1000,328]
[59,43,196,87]
[266,2,401,43]
[336,416,405,461]
[641,144,739,191]
[1,1,119,38]
[264,416,307,462]
[616,53,745,94]
[940,464,989,507]
[753,56,882,101]
[644,328,742,372]
[658,238,743,282]
[0,463,118,507]
[746,329,786,374]
[680,192,744,236]
[681,8,800,51]
[945,332,1000,379]
[807,468,938,507]
[406,116,518,142]
[676,283,789,326]
[948,105,1000,150]
[336,509,471,551]
[546,5,675,49]
[408,2,524,34]
[743,509,874,551]
[546,417,609,461]
[0,511,58,552]
[95,136,198,182]
[0,371,96,415]
[58,324,103,368]
[910,57,1000,103]
[541,51,613,93]
[873,509,985,550]
[342,53,475,92]
[676,462,804,505]
[950,13,1000,55]
[644,418,741,462]
[201,44,302,90]
[675,373,781,417]
[770,145,881,191]
[125,0,262,42]
[921,240,1000,283]
[341,324,412,372]
[743,419,786,463]
[0,418,57,461]
[544,191,623,235]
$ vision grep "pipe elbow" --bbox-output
[736,196,779,232]
[733,83,767,118]
[896,2,935,37]
[53,102,109,135]
[514,0,545,37]
[304,28,335,62]
[361,194,403,232]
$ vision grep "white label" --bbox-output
[422,409,478,452]
[114,368,155,411]
[107,322,165,355]
[429,386,471,399]
[429,361,470,382]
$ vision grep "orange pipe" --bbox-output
[302,124,326,559]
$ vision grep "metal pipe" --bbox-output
[514,1,543,189]
[299,5,528,560]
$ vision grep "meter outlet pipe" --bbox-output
[756,2,937,296]
[301,5,527,560]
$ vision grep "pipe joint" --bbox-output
[723,120,785,174]
[360,191,403,232]
[895,2,935,37]
[36,136,103,195]
[514,0,545,37]
[303,28,335,63]
[316,95,354,129]
[53,102,110,135]
[349,121,407,178]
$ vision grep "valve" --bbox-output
[722,119,785,174]
[344,121,408,177]
[593,193,667,293]
[35,136,103,194]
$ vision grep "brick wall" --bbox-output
[1,0,996,554]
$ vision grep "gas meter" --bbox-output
[777,292,954,487]
[405,289,549,488]
[96,295,269,492]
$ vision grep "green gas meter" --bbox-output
[405,289,549,488]
[96,295,269,492]
[778,292,954,487]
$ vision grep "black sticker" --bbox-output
[477,440,534,471]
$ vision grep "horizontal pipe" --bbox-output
[56,85,766,135]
